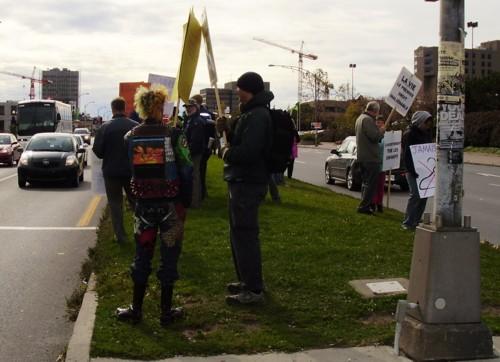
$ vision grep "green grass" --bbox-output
[90,158,500,360]
[465,146,500,155]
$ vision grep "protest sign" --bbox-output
[385,67,422,117]
[382,131,402,172]
[410,143,437,199]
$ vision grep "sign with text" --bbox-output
[437,103,464,149]
[385,67,422,117]
[410,143,437,199]
[382,130,402,171]
[311,122,322,130]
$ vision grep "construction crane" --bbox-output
[253,37,318,131]
[0,66,52,100]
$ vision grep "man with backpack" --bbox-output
[216,71,273,305]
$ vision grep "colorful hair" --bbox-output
[134,84,169,120]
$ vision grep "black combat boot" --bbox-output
[116,283,146,324]
[160,284,184,327]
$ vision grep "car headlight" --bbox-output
[0,147,12,154]
[19,153,29,166]
[65,155,78,166]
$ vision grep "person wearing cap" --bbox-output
[216,71,273,305]
[355,101,385,215]
[401,111,433,230]
[183,97,206,208]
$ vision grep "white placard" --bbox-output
[382,131,402,171]
[385,67,422,117]
[90,151,106,195]
[366,281,406,295]
[410,143,437,199]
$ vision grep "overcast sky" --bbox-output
[0,0,498,116]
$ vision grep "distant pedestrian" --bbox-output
[287,129,300,179]
[92,97,138,243]
[216,71,273,305]
[116,85,193,327]
[354,101,385,215]
[183,97,206,208]
[371,116,386,213]
[402,111,433,230]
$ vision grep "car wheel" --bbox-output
[325,165,335,184]
[79,170,84,182]
[8,155,14,167]
[18,175,26,188]
[71,173,80,188]
[399,182,409,191]
[346,168,360,191]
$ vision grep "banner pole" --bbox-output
[213,84,228,145]
[173,99,181,128]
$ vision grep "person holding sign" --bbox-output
[401,111,433,230]
[355,101,385,215]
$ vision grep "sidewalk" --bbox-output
[300,142,500,168]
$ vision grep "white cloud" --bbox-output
[0,0,498,115]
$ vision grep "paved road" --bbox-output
[0,154,105,361]
[294,147,500,245]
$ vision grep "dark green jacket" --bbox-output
[223,90,274,183]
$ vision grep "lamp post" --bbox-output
[467,21,478,77]
[349,64,356,100]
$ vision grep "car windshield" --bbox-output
[74,129,89,134]
[0,135,11,145]
[27,137,74,152]
[18,105,56,135]
[337,139,352,153]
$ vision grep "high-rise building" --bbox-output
[414,40,500,105]
[0,101,18,132]
[118,82,151,117]
[42,68,80,109]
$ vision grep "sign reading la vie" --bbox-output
[385,67,422,117]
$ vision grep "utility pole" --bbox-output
[349,64,356,100]
[398,1,494,360]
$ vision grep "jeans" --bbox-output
[403,173,428,228]
[228,182,267,292]
[191,154,202,208]
[358,162,381,211]
[268,174,281,201]
[104,177,134,242]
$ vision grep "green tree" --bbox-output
[465,72,500,112]
[333,101,363,141]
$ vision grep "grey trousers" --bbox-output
[358,162,381,211]
[104,176,134,242]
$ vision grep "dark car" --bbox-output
[0,133,23,166]
[324,136,408,191]
[73,134,88,167]
[74,128,91,145]
[17,133,85,188]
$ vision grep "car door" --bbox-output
[330,139,349,179]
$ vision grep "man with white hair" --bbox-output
[354,101,385,214]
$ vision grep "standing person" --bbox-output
[93,97,138,243]
[216,71,273,305]
[354,101,385,215]
[116,85,193,326]
[183,98,206,208]
[402,111,433,230]
[287,129,300,179]
[371,116,386,213]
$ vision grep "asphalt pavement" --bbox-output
[295,144,500,245]
[0,155,105,361]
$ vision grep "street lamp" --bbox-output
[83,101,95,115]
[467,21,478,77]
[349,64,356,100]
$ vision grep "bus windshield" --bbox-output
[18,105,56,136]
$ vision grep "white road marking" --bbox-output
[477,172,500,178]
[0,174,16,183]
[0,226,97,231]
[489,183,500,188]
[295,160,306,164]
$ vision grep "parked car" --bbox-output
[324,136,408,191]
[17,133,85,188]
[73,134,88,167]
[0,133,23,166]
[73,127,91,145]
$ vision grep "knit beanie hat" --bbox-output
[411,111,432,127]
[236,72,265,95]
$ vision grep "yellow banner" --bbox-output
[171,9,202,102]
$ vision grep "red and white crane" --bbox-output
[0,66,52,100]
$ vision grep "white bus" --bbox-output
[16,100,73,144]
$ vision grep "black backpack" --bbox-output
[267,109,295,173]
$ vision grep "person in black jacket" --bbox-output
[216,72,273,305]
[92,97,138,243]
[402,111,433,230]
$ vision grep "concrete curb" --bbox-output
[66,273,97,362]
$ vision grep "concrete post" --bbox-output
[398,1,494,360]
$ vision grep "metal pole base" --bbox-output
[399,316,494,361]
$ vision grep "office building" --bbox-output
[42,68,80,109]
[0,101,18,132]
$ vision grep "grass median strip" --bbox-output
[91,158,500,360]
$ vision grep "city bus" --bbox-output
[16,100,73,144]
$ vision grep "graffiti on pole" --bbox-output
[437,41,465,104]
[437,103,464,149]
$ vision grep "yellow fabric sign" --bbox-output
[171,9,202,102]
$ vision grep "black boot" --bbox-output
[160,284,184,327]
[116,283,146,324]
